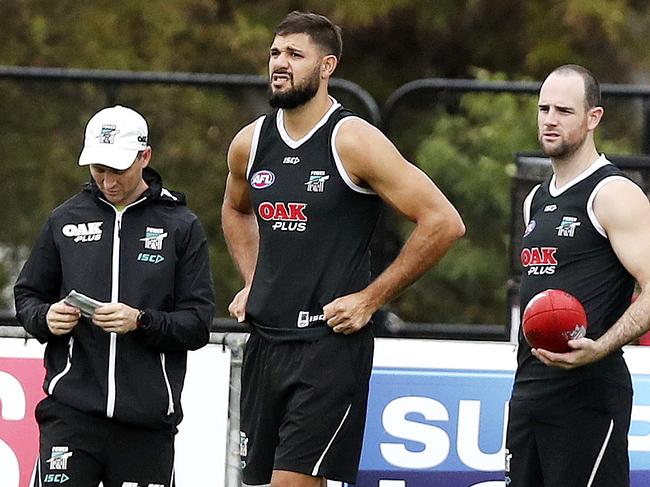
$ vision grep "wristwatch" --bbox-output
[136,309,151,330]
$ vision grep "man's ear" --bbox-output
[321,55,338,79]
[139,147,152,168]
[588,106,604,131]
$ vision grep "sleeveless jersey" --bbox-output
[513,156,635,399]
[245,100,382,341]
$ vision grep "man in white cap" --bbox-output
[78,105,152,208]
[15,105,215,487]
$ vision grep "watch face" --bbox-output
[137,310,147,328]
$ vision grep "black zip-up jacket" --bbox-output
[14,167,215,432]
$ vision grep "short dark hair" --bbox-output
[275,11,343,60]
[551,64,601,109]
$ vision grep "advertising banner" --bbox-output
[354,339,650,487]
[0,338,230,487]
[3,336,650,487]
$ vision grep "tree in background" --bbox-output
[0,0,648,322]
[379,70,536,323]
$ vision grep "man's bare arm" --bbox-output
[222,122,260,321]
[534,179,650,368]
[324,118,465,334]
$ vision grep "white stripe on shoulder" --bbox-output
[523,184,541,225]
[587,175,632,238]
[246,116,266,180]
[161,188,178,201]
[331,116,376,195]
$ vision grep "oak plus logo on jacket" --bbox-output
[61,221,103,243]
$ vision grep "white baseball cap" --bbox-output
[78,105,149,170]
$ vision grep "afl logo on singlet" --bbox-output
[250,170,275,189]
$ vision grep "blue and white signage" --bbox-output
[345,339,650,487]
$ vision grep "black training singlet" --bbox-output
[245,100,382,341]
[513,156,635,399]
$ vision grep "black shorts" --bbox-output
[240,327,374,485]
[506,380,632,487]
[33,397,176,487]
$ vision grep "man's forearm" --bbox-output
[363,211,464,310]
[222,205,259,284]
[596,289,650,357]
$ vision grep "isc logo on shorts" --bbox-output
[44,473,70,483]
[297,311,324,328]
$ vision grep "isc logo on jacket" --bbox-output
[62,222,103,242]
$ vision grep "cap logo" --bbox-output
[79,106,148,169]
[100,125,119,144]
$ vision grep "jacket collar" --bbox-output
[84,167,186,206]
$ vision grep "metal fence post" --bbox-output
[223,332,248,487]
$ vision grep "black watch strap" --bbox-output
[136,309,149,329]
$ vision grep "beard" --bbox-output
[268,67,320,109]
[538,118,589,159]
[537,123,587,159]
[539,133,586,159]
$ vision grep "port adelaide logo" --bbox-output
[46,446,73,470]
[140,227,168,250]
[556,216,581,237]
[305,171,330,193]
[137,227,167,264]
[100,124,118,144]
[250,170,275,189]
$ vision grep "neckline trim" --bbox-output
[548,154,610,197]
[276,96,341,149]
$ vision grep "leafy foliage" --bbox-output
[393,71,539,323]
[1,0,649,323]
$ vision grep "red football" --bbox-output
[522,289,588,352]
